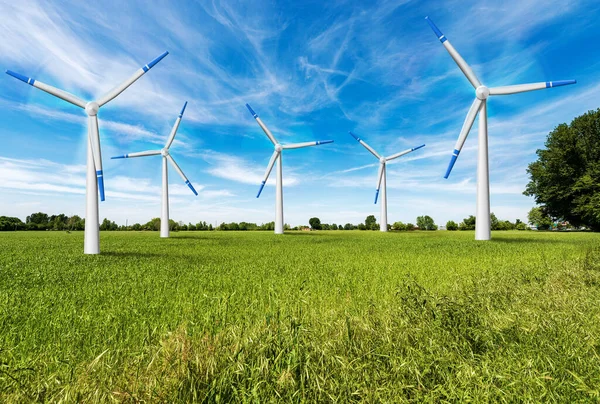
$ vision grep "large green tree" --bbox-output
[309,217,322,230]
[416,215,437,230]
[365,215,378,230]
[524,108,600,230]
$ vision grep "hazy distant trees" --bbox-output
[0,210,571,232]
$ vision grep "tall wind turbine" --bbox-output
[6,51,169,254]
[111,102,198,238]
[349,132,425,231]
[425,16,576,241]
[245,103,333,234]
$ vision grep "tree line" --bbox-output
[0,208,583,233]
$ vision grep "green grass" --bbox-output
[1,230,599,402]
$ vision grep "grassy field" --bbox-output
[0,230,599,402]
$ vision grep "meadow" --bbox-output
[0,230,599,402]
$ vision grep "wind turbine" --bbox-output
[6,51,169,254]
[111,102,198,238]
[425,16,576,241]
[349,132,425,231]
[245,103,333,234]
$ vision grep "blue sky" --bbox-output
[1,0,599,227]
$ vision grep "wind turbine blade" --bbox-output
[111,150,161,159]
[349,132,381,159]
[386,144,426,161]
[165,101,187,149]
[88,115,105,201]
[444,98,483,179]
[374,163,384,204]
[6,70,86,108]
[166,154,198,195]
[96,51,169,107]
[257,150,279,198]
[425,17,481,88]
[489,80,576,95]
[246,103,277,144]
[282,140,333,149]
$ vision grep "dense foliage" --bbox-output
[525,108,600,231]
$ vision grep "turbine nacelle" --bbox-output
[475,86,490,100]
[275,143,283,152]
[85,101,100,116]
[161,148,169,157]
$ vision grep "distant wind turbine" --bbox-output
[246,103,333,234]
[426,16,576,240]
[350,132,425,231]
[6,51,169,254]
[112,102,198,238]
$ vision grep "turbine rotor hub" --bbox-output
[85,101,100,116]
[476,86,490,100]
[161,148,169,157]
[275,143,282,152]
[380,157,386,164]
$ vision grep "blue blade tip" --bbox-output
[374,189,380,204]
[256,181,266,198]
[185,180,197,196]
[444,151,460,179]
[97,173,105,201]
[180,101,187,117]
[425,16,445,42]
[349,132,360,141]
[246,103,257,117]
[143,51,169,72]
[6,69,34,85]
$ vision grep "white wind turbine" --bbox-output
[6,51,169,254]
[349,132,425,231]
[426,16,576,240]
[246,103,333,234]
[111,102,197,238]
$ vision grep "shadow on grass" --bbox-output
[102,251,166,258]
[492,237,565,244]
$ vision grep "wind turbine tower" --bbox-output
[6,51,169,253]
[426,16,576,240]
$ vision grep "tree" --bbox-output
[392,221,407,231]
[416,215,437,230]
[100,218,118,231]
[144,218,161,231]
[459,215,476,230]
[528,207,553,230]
[446,220,458,231]
[490,213,499,231]
[365,215,377,230]
[343,223,355,230]
[405,223,415,231]
[309,217,322,230]
[0,216,24,231]
[524,108,600,231]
